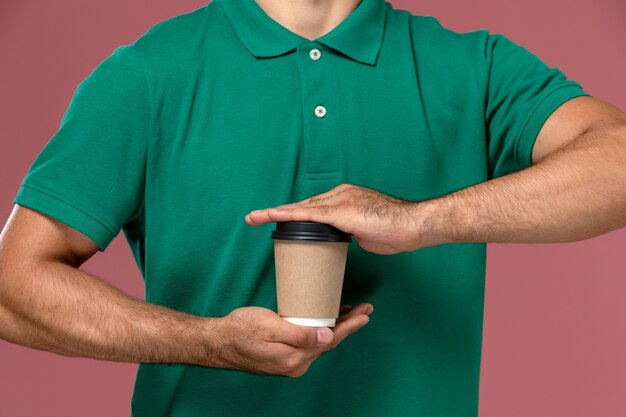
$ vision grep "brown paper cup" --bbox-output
[271,221,351,327]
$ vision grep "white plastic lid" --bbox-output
[282,317,336,327]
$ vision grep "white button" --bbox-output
[314,105,327,118]
[309,48,322,60]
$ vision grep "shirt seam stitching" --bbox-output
[513,84,581,170]
[19,184,117,236]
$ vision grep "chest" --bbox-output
[146,43,489,230]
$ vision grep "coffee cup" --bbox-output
[271,221,351,327]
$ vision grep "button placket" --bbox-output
[296,41,341,188]
[310,48,325,119]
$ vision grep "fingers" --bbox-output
[336,303,373,325]
[247,207,326,226]
[244,184,351,226]
[314,303,373,353]
[338,304,352,315]
[265,317,335,348]
[264,303,372,349]
[222,304,371,378]
[245,210,272,225]
[265,303,373,377]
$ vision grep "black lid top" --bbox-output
[271,221,352,243]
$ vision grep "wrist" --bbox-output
[149,311,224,368]
[410,195,459,249]
[188,316,224,368]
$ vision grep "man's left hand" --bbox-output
[245,184,430,255]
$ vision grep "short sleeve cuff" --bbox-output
[13,184,117,251]
[516,85,590,170]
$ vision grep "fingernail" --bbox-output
[249,210,263,214]
[360,318,370,327]
[317,328,333,345]
[365,305,374,315]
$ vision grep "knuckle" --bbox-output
[287,367,307,378]
[287,362,311,378]
[280,355,302,374]
[286,369,303,378]
[265,327,278,341]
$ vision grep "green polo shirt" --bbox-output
[14,0,588,415]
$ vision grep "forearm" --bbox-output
[0,259,217,366]
[420,125,626,246]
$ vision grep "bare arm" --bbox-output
[0,205,215,364]
[422,96,626,245]
[0,205,371,376]
[246,97,626,253]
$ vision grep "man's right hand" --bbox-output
[210,304,372,377]
[0,204,372,377]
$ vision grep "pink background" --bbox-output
[1,0,624,416]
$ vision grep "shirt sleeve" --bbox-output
[13,45,150,251]
[485,34,589,179]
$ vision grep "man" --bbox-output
[0,0,624,416]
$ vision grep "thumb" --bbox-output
[270,319,335,348]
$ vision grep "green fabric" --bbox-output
[14,0,589,415]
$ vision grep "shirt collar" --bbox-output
[218,0,387,66]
